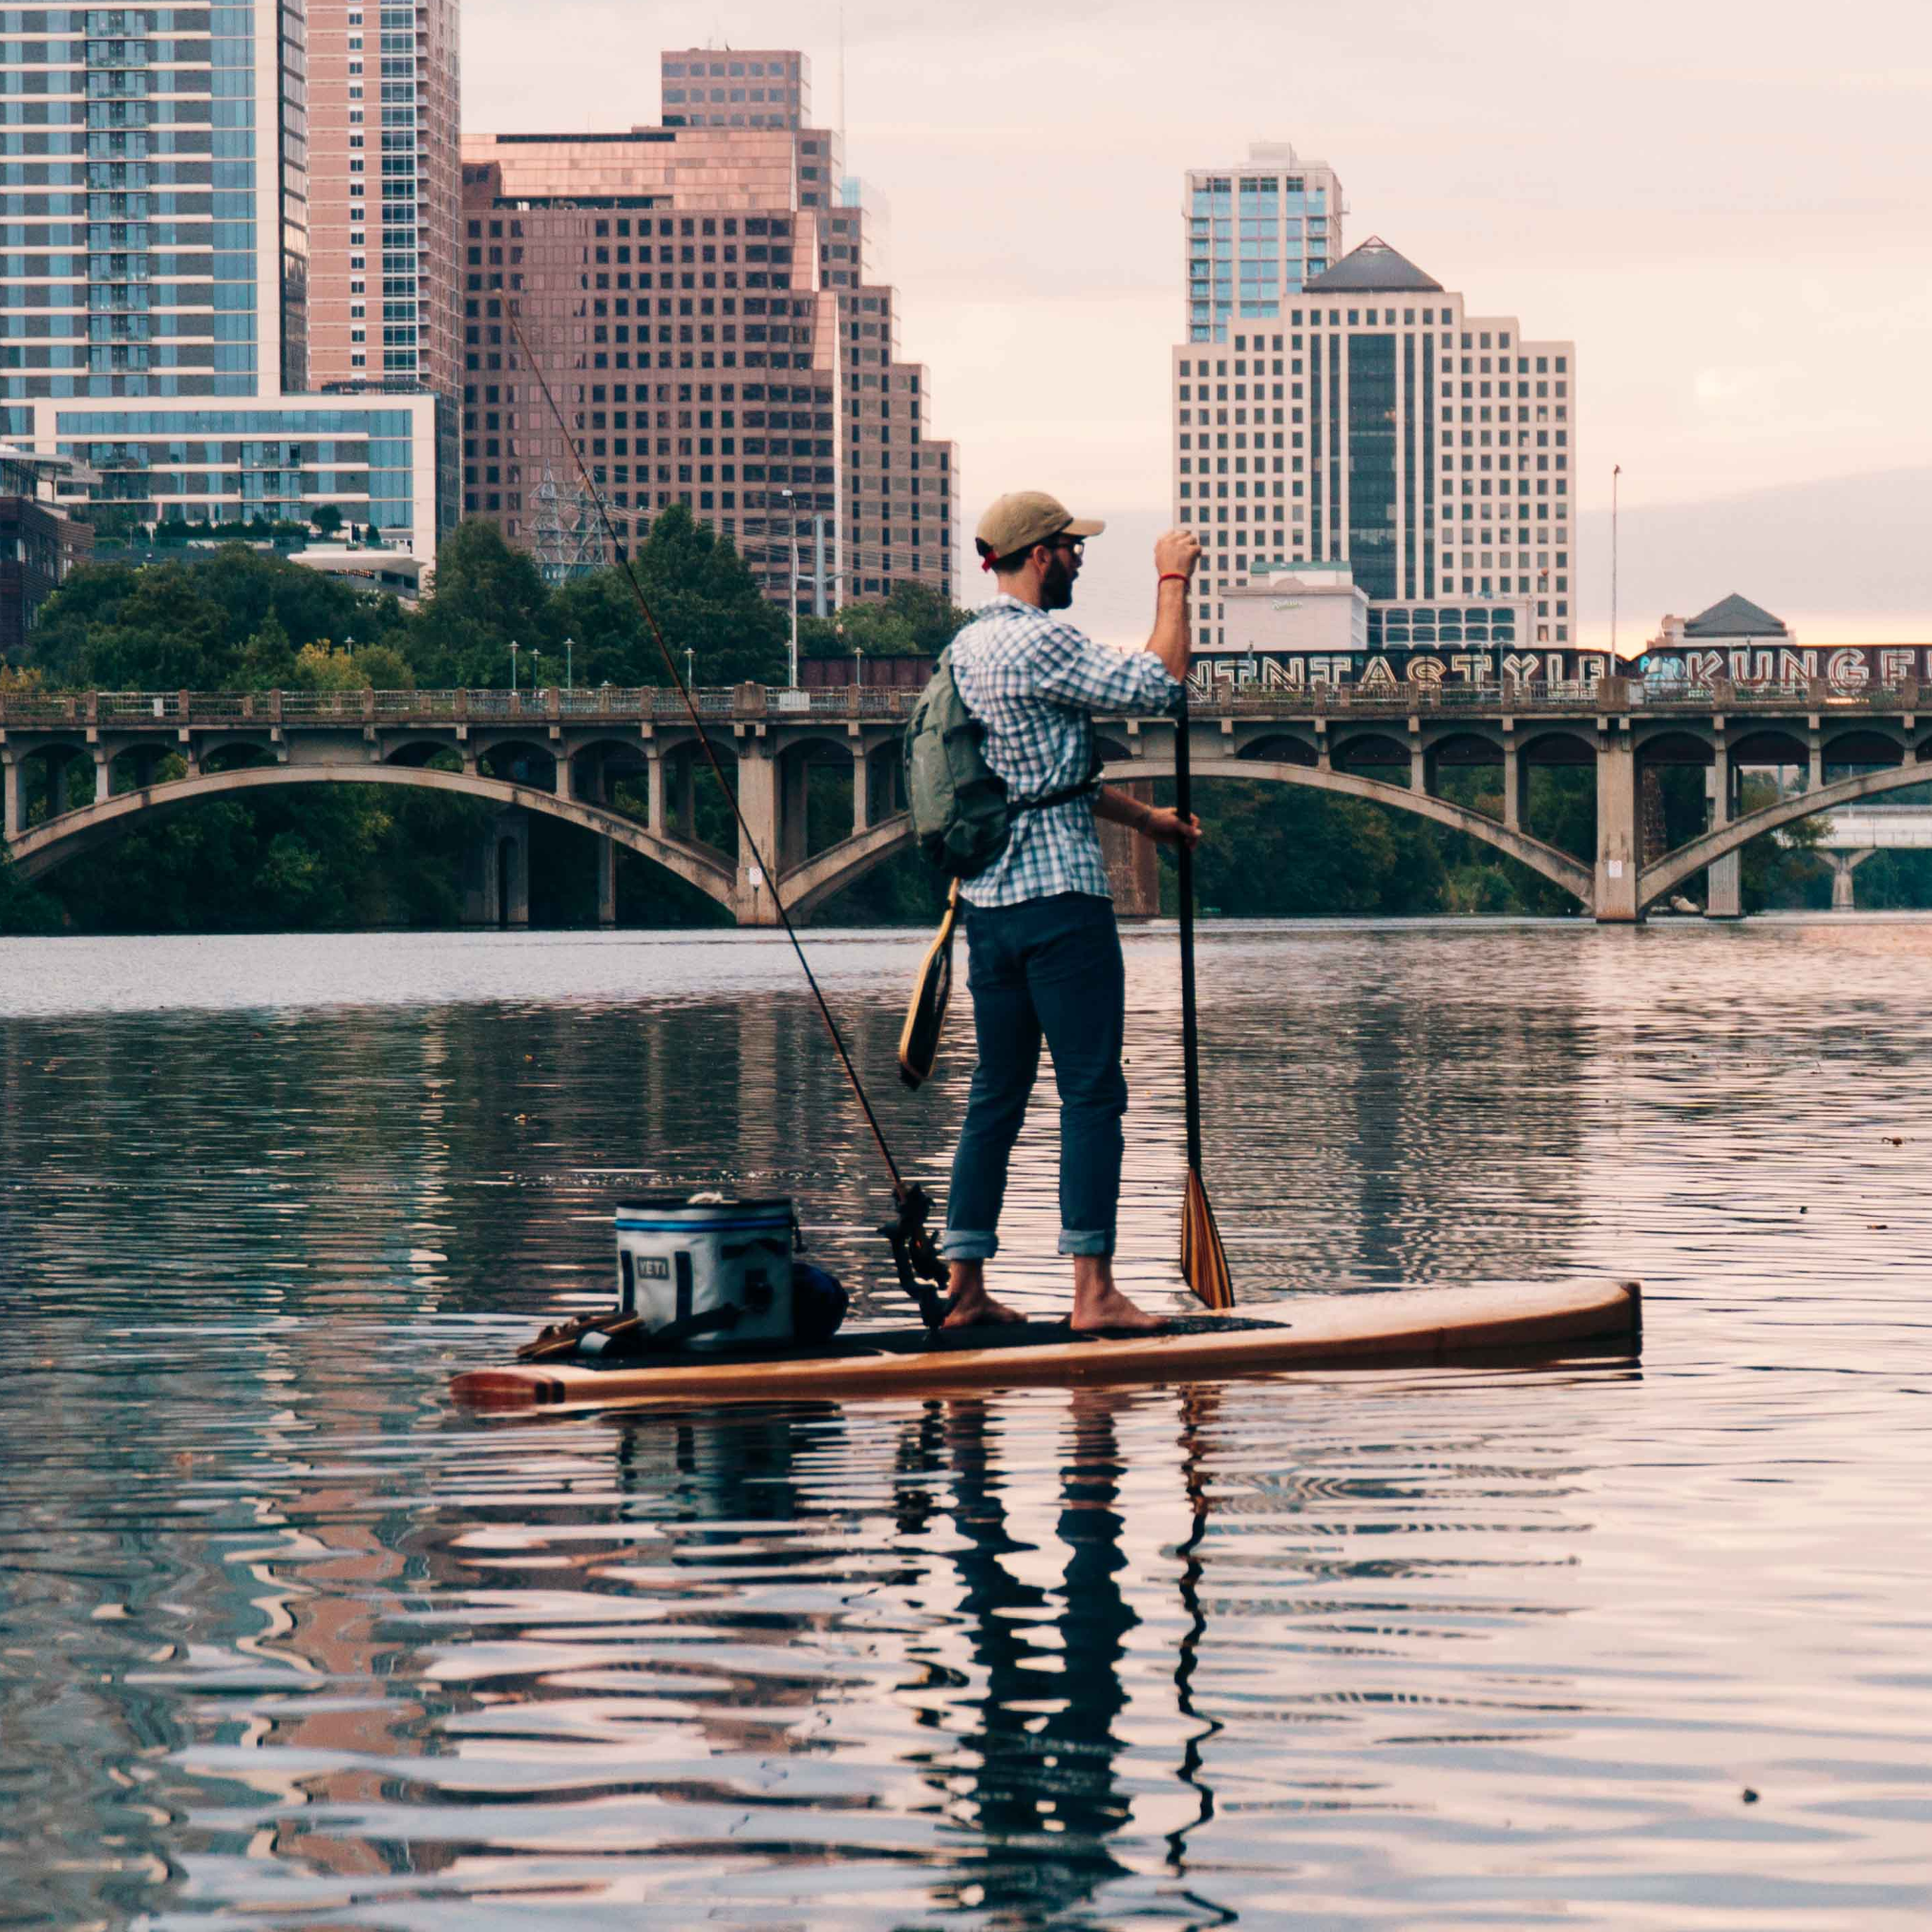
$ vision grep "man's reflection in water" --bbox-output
[897,1389,1224,1925]
[607,1388,1223,1929]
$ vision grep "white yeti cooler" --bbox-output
[612,1194,796,1351]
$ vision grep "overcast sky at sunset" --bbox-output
[468,0,1932,650]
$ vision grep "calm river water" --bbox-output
[2,918,1930,1930]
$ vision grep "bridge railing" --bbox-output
[0,676,1922,732]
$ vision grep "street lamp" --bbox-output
[779,486,799,687]
[509,639,518,693]
[564,636,574,691]
[685,645,695,690]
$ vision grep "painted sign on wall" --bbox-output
[1188,643,1932,695]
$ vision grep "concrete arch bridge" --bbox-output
[2,677,1926,924]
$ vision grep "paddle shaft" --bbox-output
[1174,690,1204,1176]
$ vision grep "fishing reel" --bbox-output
[879,1183,949,1330]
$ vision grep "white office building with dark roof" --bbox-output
[1172,170,1579,665]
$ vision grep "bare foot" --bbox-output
[942,1282,1024,1329]
[1070,1283,1168,1335]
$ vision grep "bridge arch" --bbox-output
[383,736,461,768]
[1103,756,1594,906]
[7,762,739,909]
[1429,730,1503,766]
[1823,728,1905,769]
[1640,761,1932,909]
[1728,727,1810,767]
[778,812,916,920]
[1516,726,1596,762]
[1636,728,1715,765]
[1237,731,1317,765]
[1329,731,1411,775]
[197,736,280,771]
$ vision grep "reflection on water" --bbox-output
[3,920,1932,1927]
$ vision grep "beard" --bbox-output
[1041,556,1075,610]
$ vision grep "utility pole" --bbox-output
[1611,463,1621,664]
[812,513,828,619]
[780,487,799,685]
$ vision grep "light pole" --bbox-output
[685,645,695,690]
[564,636,574,691]
[509,639,518,693]
[1610,463,1622,664]
[779,486,799,686]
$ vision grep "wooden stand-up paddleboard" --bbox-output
[453,1278,1641,1413]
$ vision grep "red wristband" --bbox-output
[1158,572,1190,587]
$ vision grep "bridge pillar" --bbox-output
[1099,779,1160,919]
[644,748,664,832]
[585,754,618,929]
[1,753,22,841]
[777,746,808,873]
[1594,731,1641,922]
[851,746,870,837]
[501,809,530,927]
[1503,737,1525,833]
[466,808,531,928]
[669,748,695,841]
[92,750,110,805]
[1830,849,1875,911]
[1704,746,1741,919]
[596,833,618,927]
[733,740,782,926]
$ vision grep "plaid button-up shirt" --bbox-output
[950,593,1181,908]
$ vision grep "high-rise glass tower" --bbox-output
[1185,142,1343,344]
[0,0,449,555]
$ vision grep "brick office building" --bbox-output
[461,49,956,617]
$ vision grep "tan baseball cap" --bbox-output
[974,490,1106,560]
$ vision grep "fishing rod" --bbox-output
[502,303,950,1326]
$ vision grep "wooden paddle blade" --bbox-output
[897,885,960,1090]
[1179,1166,1234,1310]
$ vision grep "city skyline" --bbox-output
[461,0,1931,650]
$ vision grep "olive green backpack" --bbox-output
[903,648,1096,878]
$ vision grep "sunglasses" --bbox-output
[1044,535,1085,558]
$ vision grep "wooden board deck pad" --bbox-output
[452,1278,1641,1413]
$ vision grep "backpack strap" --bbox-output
[1010,776,1100,814]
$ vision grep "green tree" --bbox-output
[629,502,787,686]
[0,850,61,934]
[799,580,972,662]
[310,504,344,541]
[405,517,554,687]
[28,544,397,691]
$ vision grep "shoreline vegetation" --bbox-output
[3,512,1924,935]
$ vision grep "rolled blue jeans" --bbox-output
[941,891,1127,1261]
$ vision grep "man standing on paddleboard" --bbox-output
[941,491,1202,1333]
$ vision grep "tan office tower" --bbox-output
[659,49,812,136]
[307,0,460,410]
[462,50,956,614]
